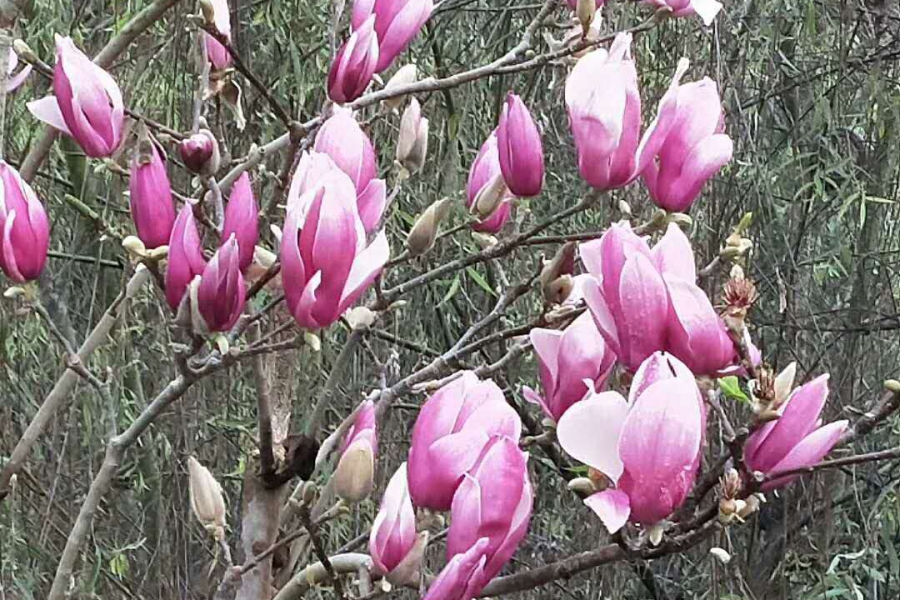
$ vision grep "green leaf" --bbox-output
[437,275,461,308]
[719,376,749,403]
[466,266,497,297]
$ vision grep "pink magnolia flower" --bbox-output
[203,0,232,69]
[447,435,533,588]
[6,48,32,93]
[636,59,733,212]
[565,33,641,190]
[351,0,434,73]
[179,130,220,176]
[328,16,379,103]
[643,0,723,25]
[221,172,259,271]
[314,108,386,231]
[580,223,669,372]
[335,399,378,502]
[165,204,207,312]
[129,140,175,250]
[665,275,737,376]
[557,352,703,532]
[523,312,616,422]
[0,161,50,283]
[408,371,522,511]
[466,132,513,234]
[280,169,389,330]
[422,538,490,600]
[497,93,544,197]
[196,235,246,332]
[744,373,848,491]
[28,35,124,158]
[369,463,425,585]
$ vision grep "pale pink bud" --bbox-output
[129,134,175,250]
[27,36,124,158]
[523,312,616,423]
[636,59,733,212]
[328,16,379,103]
[0,161,50,283]
[408,372,522,511]
[744,374,848,491]
[221,172,259,271]
[447,435,532,588]
[497,93,544,197]
[188,456,227,537]
[351,0,434,73]
[280,169,389,330]
[179,130,220,176]
[334,400,377,503]
[565,33,641,190]
[466,132,513,234]
[422,538,490,600]
[396,98,429,173]
[165,204,207,312]
[557,352,703,531]
[369,463,426,585]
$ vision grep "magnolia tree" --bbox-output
[0,0,898,599]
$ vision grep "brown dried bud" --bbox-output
[721,468,741,499]
[406,198,450,256]
[718,497,738,524]
[333,445,375,504]
[576,0,597,37]
[188,456,226,539]
[382,64,418,112]
[539,242,577,304]
[753,365,776,408]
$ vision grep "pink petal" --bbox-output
[338,229,390,311]
[763,420,848,491]
[617,253,669,369]
[584,489,631,534]
[27,96,72,135]
[650,223,696,281]
[357,178,387,232]
[556,391,629,482]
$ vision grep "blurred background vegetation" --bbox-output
[2,0,900,598]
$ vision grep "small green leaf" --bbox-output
[437,275,461,308]
[466,266,497,297]
[719,376,749,403]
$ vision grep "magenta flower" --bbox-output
[497,93,544,197]
[422,537,490,600]
[165,204,207,312]
[565,33,641,190]
[636,59,733,212]
[523,312,616,423]
[280,169,389,330]
[408,371,522,511]
[335,399,378,502]
[665,276,737,376]
[28,35,124,158]
[581,223,668,372]
[221,172,259,271]
[205,34,231,71]
[314,108,386,231]
[447,435,533,588]
[643,0,723,25]
[369,463,424,585]
[179,130,220,176]
[196,235,246,332]
[129,140,175,250]
[466,132,513,234]
[557,352,703,532]
[744,374,848,491]
[6,48,32,93]
[0,161,50,283]
[328,16,379,103]
[351,0,434,73]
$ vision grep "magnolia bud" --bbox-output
[885,379,900,393]
[13,39,36,64]
[333,445,375,503]
[721,468,741,499]
[738,494,763,519]
[539,242,576,303]
[406,198,450,256]
[709,547,732,565]
[473,172,507,219]
[188,456,226,539]
[345,306,376,330]
[382,64,418,112]
[199,0,216,27]
[566,476,597,496]
[718,497,737,524]
[179,129,220,176]
[576,0,596,37]
[396,99,429,174]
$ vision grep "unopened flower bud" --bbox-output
[709,547,732,565]
[471,231,498,249]
[721,468,741,499]
[406,198,450,257]
[539,242,576,304]
[199,0,217,27]
[718,497,737,524]
[396,98,429,174]
[13,39,36,64]
[885,379,900,393]
[345,306,376,330]
[188,456,226,538]
[617,199,632,217]
[179,129,220,176]
[382,64,418,112]
[566,476,597,497]
[738,494,761,519]
[473,172,507,219]
[576,0,596,37]
[333,400,377,504]
[121,235,147,258]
